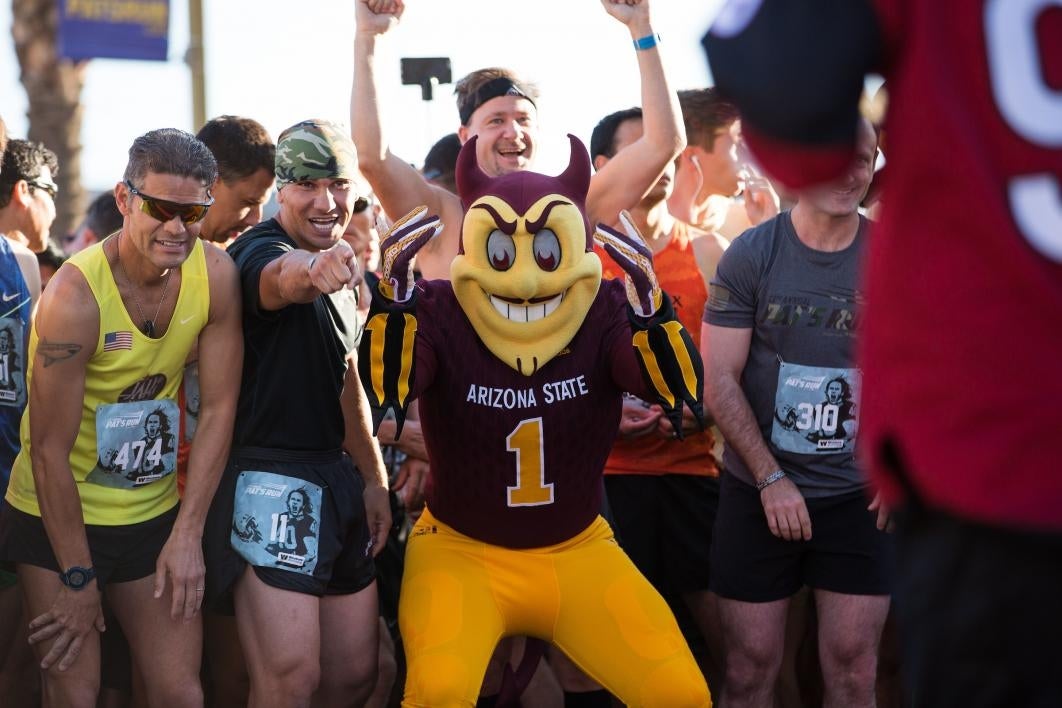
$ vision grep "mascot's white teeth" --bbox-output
[490,293,563,323]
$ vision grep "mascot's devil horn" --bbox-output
[558,134,591,200]
[456,134,592,212]
[456,135,489,211]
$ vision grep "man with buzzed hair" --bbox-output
[353,0,686,280]
[195,116,275,246]
[0,127,243,707]
[205,119,390,708]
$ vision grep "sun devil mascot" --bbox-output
[358,135,712,707]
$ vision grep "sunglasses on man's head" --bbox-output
[26,180,58,200]
[352,194,374,214]
[124,180,214,225]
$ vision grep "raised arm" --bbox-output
[352,0,462,276]
[158,245,242,620]
[25,266,103,670]
[702,322,811,541]
[587,0,686,227]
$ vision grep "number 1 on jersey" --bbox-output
[506,417,554,507]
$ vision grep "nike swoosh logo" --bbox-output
[180,315,195,325]
[1,293,18,302]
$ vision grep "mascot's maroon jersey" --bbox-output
[412,279,646,548]
[705,0,1062,531]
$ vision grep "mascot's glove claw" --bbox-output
[379,206,442,302]
[629,294,707,439]
[593,211,662,318]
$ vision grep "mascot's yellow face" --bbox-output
[452,194,601,376]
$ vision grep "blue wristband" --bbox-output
[633,33,660,51]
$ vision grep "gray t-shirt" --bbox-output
[705,211,868,497]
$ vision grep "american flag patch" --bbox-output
[103,331,133,352]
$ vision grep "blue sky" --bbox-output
[1,0,722,191]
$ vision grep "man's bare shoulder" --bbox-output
[33,265,100,368]
[199,240,241,322]
[201,240,239,284]
[686,223,731,282]
[5,237,42,299]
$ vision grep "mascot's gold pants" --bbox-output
[399,508,712,707]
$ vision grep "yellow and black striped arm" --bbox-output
[357,271,419,438]
[629,292,705,439]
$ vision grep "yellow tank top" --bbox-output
[6,238,209,525]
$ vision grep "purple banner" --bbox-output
[58,0,170,62]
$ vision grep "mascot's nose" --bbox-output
[505,259,542,302]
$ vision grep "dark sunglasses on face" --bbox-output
[352,194,374,214]
[26,180,58,200]
[124,179,214,225]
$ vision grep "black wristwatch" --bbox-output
[59,566,96,590]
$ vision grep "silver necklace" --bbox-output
[115,233,172,337]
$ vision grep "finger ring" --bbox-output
[195,587,204,593]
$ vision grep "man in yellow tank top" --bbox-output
[0,128,243,707]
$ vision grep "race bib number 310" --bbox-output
[771,362,860,455]
[231,471,323,576]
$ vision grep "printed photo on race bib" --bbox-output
[231,471,322,576]
[87,399,179,488]
[771,362,860,455]
[0,316,26,408]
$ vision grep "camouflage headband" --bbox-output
[275,119,357,184]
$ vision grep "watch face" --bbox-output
[62,566,94,589]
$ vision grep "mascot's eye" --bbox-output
[533,229,561,271]
[487,229,516,271]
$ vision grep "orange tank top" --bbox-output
[595,221,718,477]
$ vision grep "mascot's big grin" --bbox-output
[450,135,602,376]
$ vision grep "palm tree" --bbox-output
[12,0,87,239]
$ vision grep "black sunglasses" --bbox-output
[124,179,214,225]
[26,180,58,200]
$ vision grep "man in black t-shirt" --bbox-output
[204,119,390,707]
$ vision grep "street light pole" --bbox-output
[187,0,206,130]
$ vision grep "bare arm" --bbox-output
[341,354,391,555]
[25,267,104,669]
[376,416,427,461]
[703,323,811,540]
[157,245,243,620]
[352,0,462,280]
[586,0,686,227]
